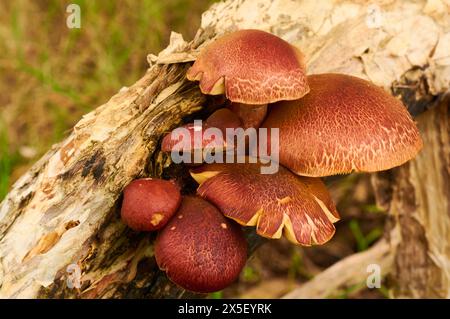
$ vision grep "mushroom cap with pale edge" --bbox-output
[121,178,181,231]
[155,196,247,293]
[261,73,424,177]
[187,29,309,104]
[190,162,340,246]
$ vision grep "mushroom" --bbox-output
[161,108,242,163]
[155,196,247,293]
[187,29,309,128]
[261,73,423,176]
[121,178,181,231]
[190,161,340,246]
[162,29,309,161]
[228,103,268,129]
[205,108,242,132]
[161,121,224,154]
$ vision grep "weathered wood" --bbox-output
[0,0,449,298]
[373,99,450,298]
[282,238,396,299]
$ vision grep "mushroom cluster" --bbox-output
[121,29,423,293]
[121,180,248,293]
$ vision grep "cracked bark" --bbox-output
[372,98,449,298]
[0,0,449,298]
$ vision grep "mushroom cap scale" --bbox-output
[262,73,423,177]
[187,29,309,104]
[155,196,247,293]
[191,162,340,246]
[121,178,181,232]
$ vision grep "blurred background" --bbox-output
[0,0,213,200]
[0,0,388,298]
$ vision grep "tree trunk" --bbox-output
[0,0,449,298]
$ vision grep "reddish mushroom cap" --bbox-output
[155,196,247,293]
[121,178,181,231]
[228,103,268,129]
[161,122,225,153]
[161,109,242,158]
[262,73,423,176]
[187,29,309,104]
[190,162,340,246]
[205,108,242,132]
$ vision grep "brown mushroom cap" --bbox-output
[161,122,224,153]
[161,109,242,154]
[262,73,423,177]
[190,162,340,246]
[228,103,268,129]
[187,29,309,104]
[121,178,181,231]
[155,196,247,293]
[205,108,242,132]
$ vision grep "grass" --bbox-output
[0,0,216,200]
[0,126,12,199]
[0,122,20,199]
[331,282,390,299]
[288,249,313,280]
[209,291,223,299]
[349,219,383,252]
[242,265,260,283]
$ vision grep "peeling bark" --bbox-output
[373,99,450,298]
[0,0,449,298]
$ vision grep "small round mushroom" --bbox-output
[187,29,309,129]
[190,162,340,246]
[261,73,423,176]
[121,178,181,231]
[205,108,242,132]
[161,108,242,158]
[155,196,247,293]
